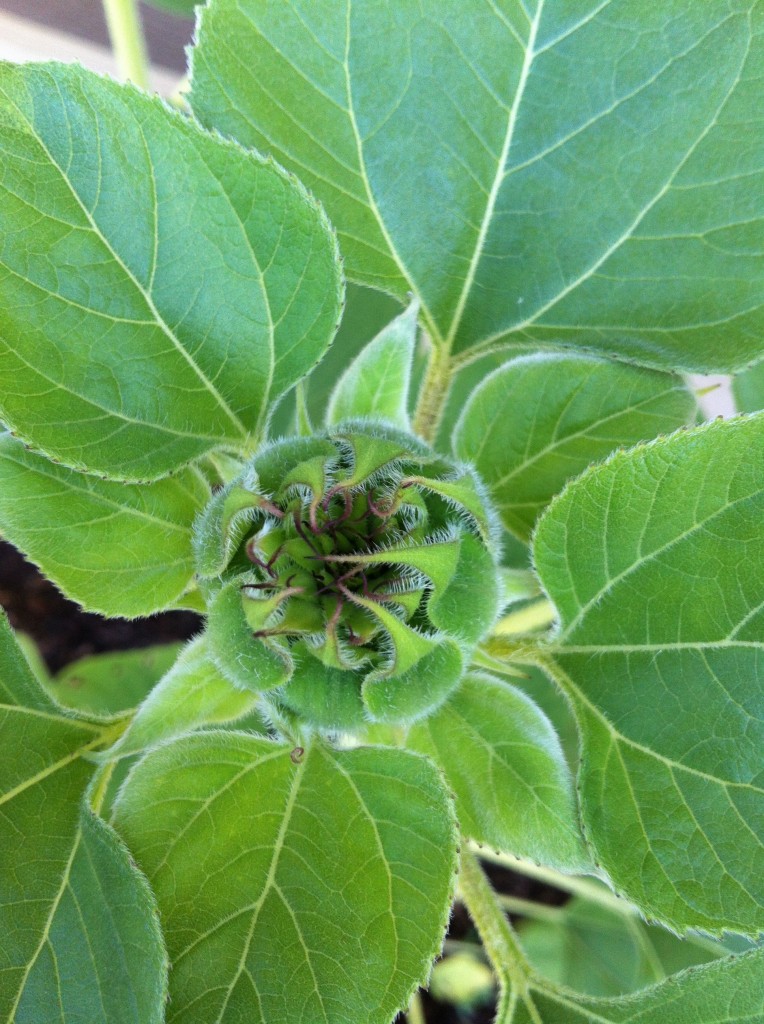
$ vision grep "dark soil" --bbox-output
[0,539,568,1023]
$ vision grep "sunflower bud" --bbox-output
[194,424,500,729]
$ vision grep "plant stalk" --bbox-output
[101,0,151,90]
[412,340,452,444]
[458,848,532,1021]
[405,991,426,1024]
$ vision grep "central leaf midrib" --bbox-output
[444,0,545,350]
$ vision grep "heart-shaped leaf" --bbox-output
[409,673,588,872]
[114,735,458,1024]
[534,415,764,934]
[0,61,342,480]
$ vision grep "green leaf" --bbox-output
[534,415,764,934]
[519,896,727,998]
[409,674,588,872]
[143,0,196,15]
[114,735,458,1024]
[0,433,208,616]
[109,637,260,759]
[0,61,342,480]
[191,1,764,372]
[10,805,168,1024]
[733,360,764,413]
[513,948,764,1024]
[327,298,418,428]
[269,284,403,438]
[454,355,696,541]
[50,643,184,718]
[0,612,108,1018]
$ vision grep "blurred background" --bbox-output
[0,0,190,92]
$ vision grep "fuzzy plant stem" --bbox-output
[102,0,151,90]
[412,339,452,444]
[458,848,534,1022]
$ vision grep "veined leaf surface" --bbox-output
[0,433,208,616]
[534,415,764,934]
[0,61,342,479]
[192,0,764,372]
[408,674,588,872]
[512,948,764,1023]
[114,735,458,1024]
[454,355,696,541]
[10,809,168,1024]
[0,613,166,1022]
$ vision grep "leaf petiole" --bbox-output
[101,0,151,90]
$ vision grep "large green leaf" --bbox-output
[408,673,588,872]
[0,613,105,1018]
[10,806,168,1024]
[0,434,208,616]
[114,735,458,1024]
[454,355,696,541]
[512,948,764,1024]
[191,1,764,373]
[0,61,342,480]
[533,415,764,934]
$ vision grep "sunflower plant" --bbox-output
[0,2,763,1022]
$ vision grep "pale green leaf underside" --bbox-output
[192,0,764,372]
[326,297,418,428]
[519,896,727,998]
[534,415,764,934]
[110,637,258,759]
[512,947,764,1023]
[0,434,208,616]
[114,735,458,1024]
[0,61,342,480]
[409,673,588,872]
[11,809,167,1024]
[454,354,696,541]
[50,643,183,718]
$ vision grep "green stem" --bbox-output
[412,340,452,444]
[459,848,532,1022]
[493,598,557,637]
[496,894,565,924]
[101,0,151,90]
[89,761,116,815]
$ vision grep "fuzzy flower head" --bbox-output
[195,423,500,730]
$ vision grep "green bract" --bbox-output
[195,424,500,728]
